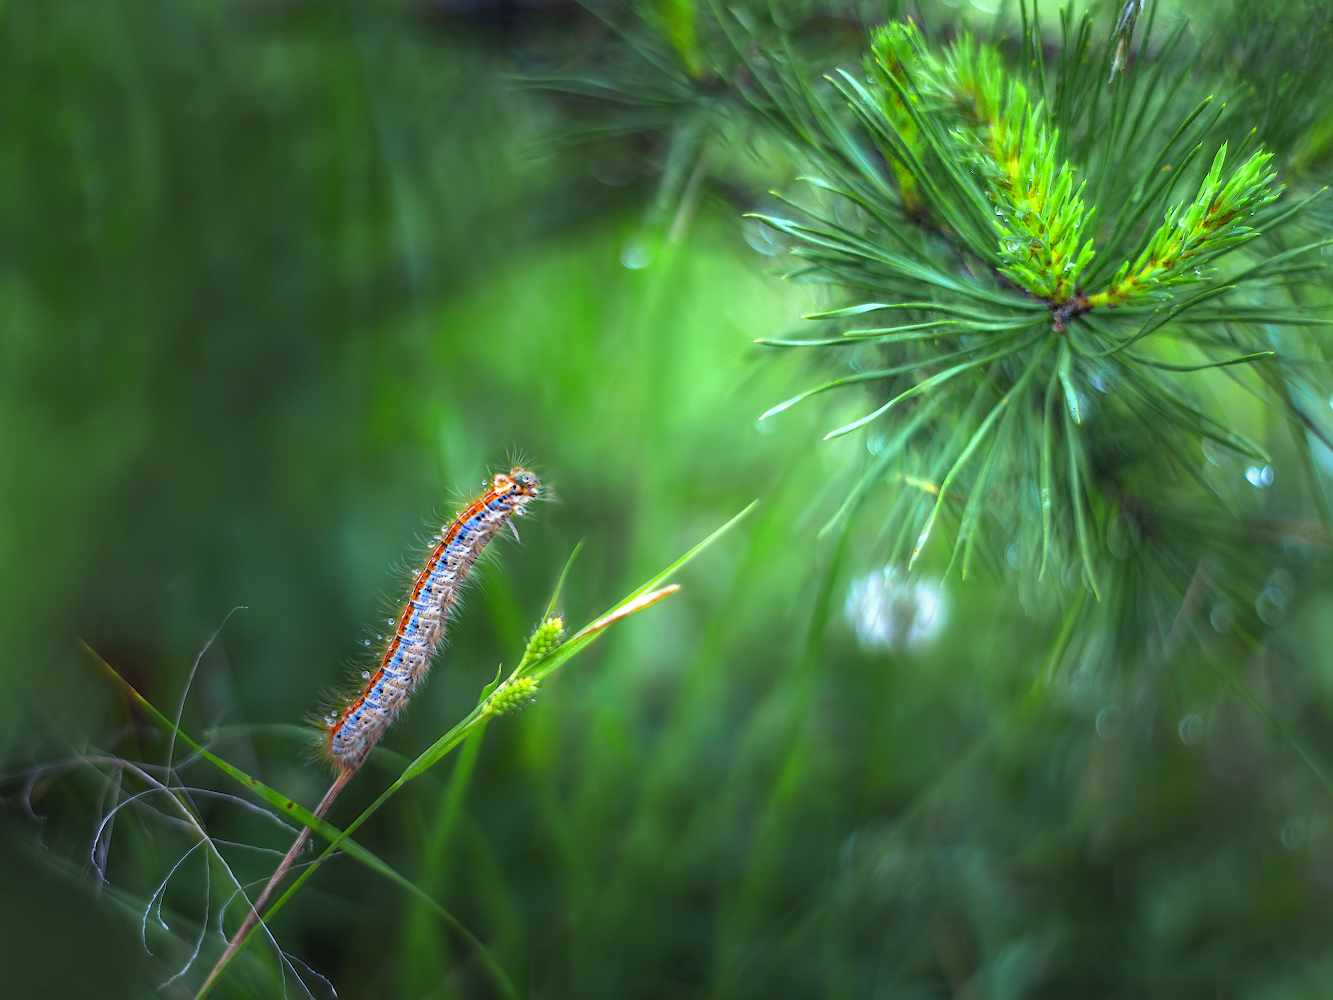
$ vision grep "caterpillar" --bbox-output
[201,465,543,992]
[324,466,541,769]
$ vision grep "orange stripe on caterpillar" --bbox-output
[324,466,541,769]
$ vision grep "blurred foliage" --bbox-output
[5,1,1333,999]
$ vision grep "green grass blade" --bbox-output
[544,539,585,620]
[193,503,755,993]
[81,641,517,1000]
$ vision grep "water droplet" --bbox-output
[1209,604,1234,633]
[1244,464,1273,487]
[1178,713,1205,745]
[363,639,371,646]
[1257,584,1288,625]
[620,241,652,269]
[1096,705,1125,741]
[1282,819,1307,851]
[361,671,371,680]
[742,217,785,256]
[376,634,383,640]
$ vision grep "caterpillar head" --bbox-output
[494,466,541,502]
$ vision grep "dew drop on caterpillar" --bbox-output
[324,466,541,769]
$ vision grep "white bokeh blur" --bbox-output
[844,568,947,653]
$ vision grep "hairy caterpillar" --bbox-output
[202,466,543,992]
[324,466,541,769]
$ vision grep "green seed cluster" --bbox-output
[484,677,540,717]
[522,616,565,665]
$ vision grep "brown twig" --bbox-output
[196,765,357,996]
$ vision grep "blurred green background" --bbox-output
[4,1,1333,998]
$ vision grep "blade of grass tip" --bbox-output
[516,589,685,685]
[79,641,516,1000]
[544,539,585,620]
[500,588,688,690]
[1058,347,1082,425]
[564,582,678,637]
[615,501,756,606]
[525,505,756,684]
